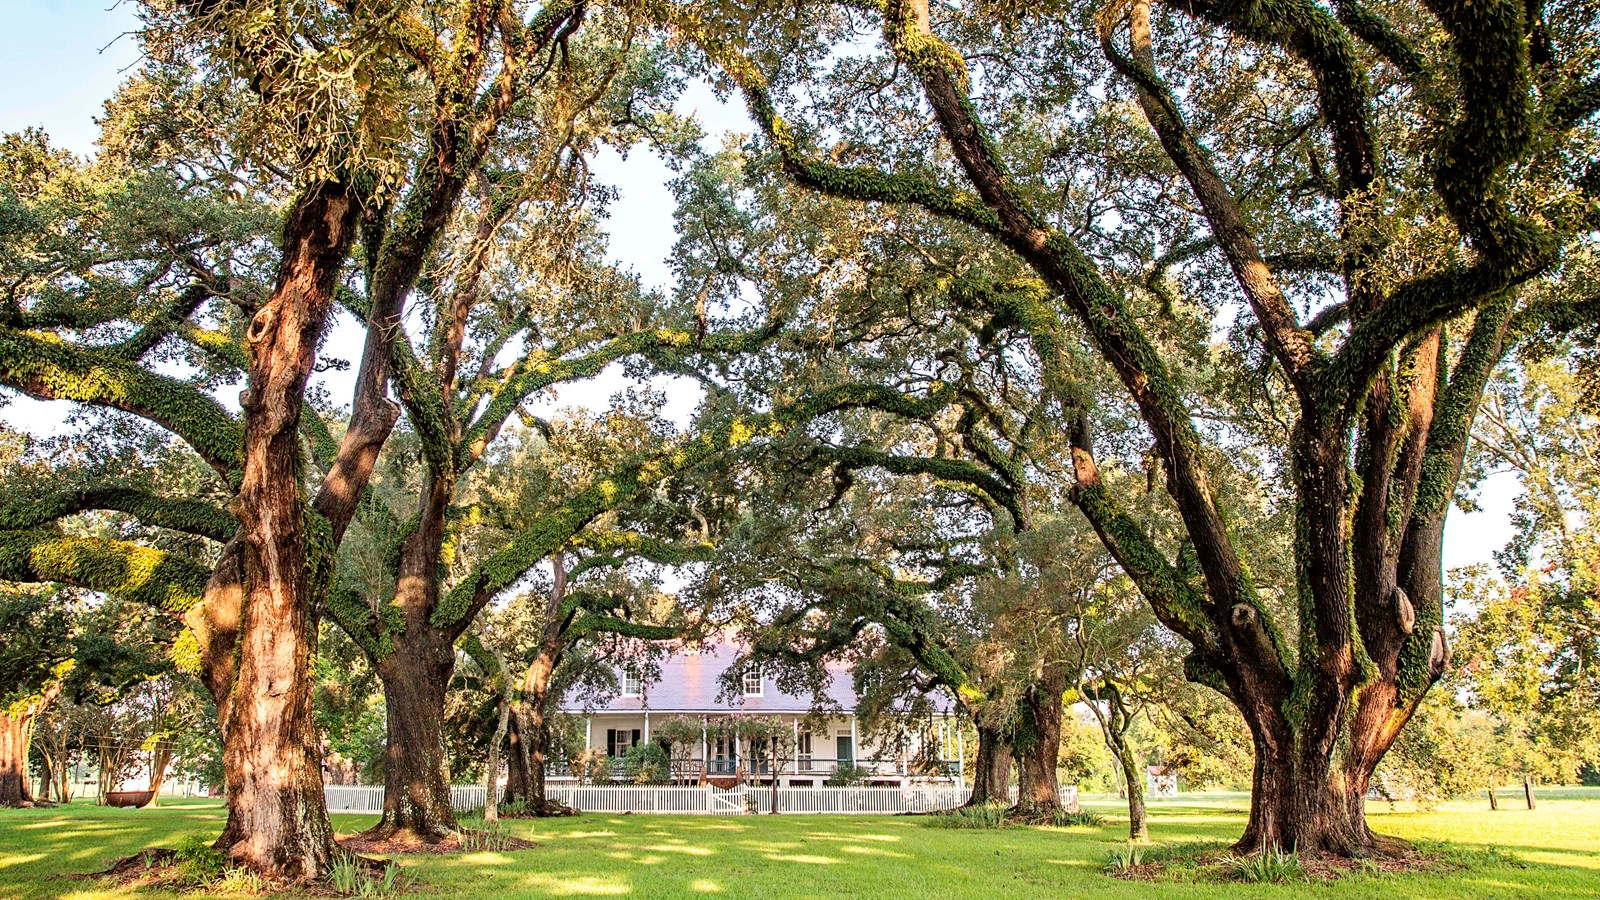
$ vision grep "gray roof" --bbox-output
[558,638,954,715]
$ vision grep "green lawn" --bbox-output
[2,790,1597,899]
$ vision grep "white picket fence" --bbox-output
[323,783,991,815]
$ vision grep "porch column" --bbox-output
[953,717,966,781]
[791,720,799,773]
[850,716,859,769]
[585,716,592,751]
[701,717,708,772]
[644,710,651,745]
[956,723,964,787]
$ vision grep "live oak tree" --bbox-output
[0,0,599,873]
[658,0,1600,854]
[465,538,702,817]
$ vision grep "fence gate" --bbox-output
[708,787,745,815]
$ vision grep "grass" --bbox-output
[1,789,1597,899]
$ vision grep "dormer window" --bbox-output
[621,670,642,697]
[742,669,764,697]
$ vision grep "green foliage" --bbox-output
[1052,810,1107,828]
[459,825,514,854]
[1217,848,1306,884]
[926,802,1009,829]
[824,763,872,786]
[618,741,672,785]
[173,833,227,884]
[210,866,267,894]
[324,851,406,890]
[1103,842,1146,874]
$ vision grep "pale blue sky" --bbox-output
[0,1,1521,576]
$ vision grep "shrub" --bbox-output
[824,763,871,786]
[571,748,613,785]
[173,834,227,884]
[619,741,672,785]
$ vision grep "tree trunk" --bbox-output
[1011,664,1069,819]
[360,461,465,843]
[0,679,60,806]
[1229,711,1400,857]
[504,554,575,816]
[223,182,357,879]
[523,658,556,812]
[366,634,459,843]
[504,706,532,805]
[963,725,1012,806]
[484,689,510,823]
[148,742,174,808]
[0,707,40,806]
[1112,742,1147,842]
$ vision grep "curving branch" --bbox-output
[436,381,958,633]
[0,487,235,542]
[1100,0,1319,397]
[0,530,211,615]
[0,327,244,482]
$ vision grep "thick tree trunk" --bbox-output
[963,725,1012,806]
[504,707,532,805]
[366,635,459,843]
[523,658,556,812]
[0,708,39,806]
[223,182,357,879]
[1011,664,1070,819]
[3,679,66,806]
[501,554,575,816]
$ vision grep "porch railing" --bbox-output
[547,754,959,782]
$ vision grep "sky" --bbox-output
[0,1,1524,577]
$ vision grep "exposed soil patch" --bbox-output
[1111,842,1512,884]
[83,848,182,881]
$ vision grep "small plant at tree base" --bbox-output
[927,802,1009,829]
[327,856,404,898]
[460,823,514,852]
[497,799,531,818]
[173,834,227,884]
[210,866,267,894]
[328,856,362,895]
[1103,842,1146,874]
[1220,848,1306,883]
[1051,809,1107,828]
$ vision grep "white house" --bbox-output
[554,638,965,788]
